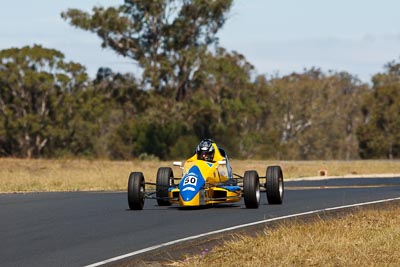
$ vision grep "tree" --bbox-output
[265,68,366,160]
[61,0,233,101]
[0,45,88,158]
[329,72,367,160]
[357,61,400,159]
[187,47,259,157]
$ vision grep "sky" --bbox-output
[1,0,400,83]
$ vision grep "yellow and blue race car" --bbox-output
[127,143,284,210]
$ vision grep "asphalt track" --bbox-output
[1,176,400,267]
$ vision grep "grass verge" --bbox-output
[1,158,400,193]
[172,203,400,266]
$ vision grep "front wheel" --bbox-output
[243,170,260,208]
[266,166,284,204]
[156,167,174,206]
[128,172,145,210]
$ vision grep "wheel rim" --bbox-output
[256,181,260,203]
[140,184,145,203]
[279,176,283,198]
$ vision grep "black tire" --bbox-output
[266,166,284,204]
[243,170,260,209]
[128,172,145,210]
[156,167,174,206]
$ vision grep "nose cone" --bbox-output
[179,165,205,203]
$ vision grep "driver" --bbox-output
[194,139,233,179]
[196,139,215,162]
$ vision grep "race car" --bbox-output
[127,147,284,210]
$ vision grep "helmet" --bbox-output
[196,139,215,162]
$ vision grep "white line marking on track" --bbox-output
[85,196,400,267]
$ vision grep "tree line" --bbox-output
[1,0,400,160]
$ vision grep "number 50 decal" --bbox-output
[183,175,197,186]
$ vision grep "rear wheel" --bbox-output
[243,170,260,209]
[266,166,284,204]
[128,172,145,210]
[156,167,174,206]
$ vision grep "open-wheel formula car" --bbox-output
[127,144,284,210]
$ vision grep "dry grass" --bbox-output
[1,158,400,193]
[0,158,157,193]
[275,160,400,178]
[173,205,400,267]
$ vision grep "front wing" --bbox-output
[168,185,242,206]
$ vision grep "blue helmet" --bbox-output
[196,139,215,162]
